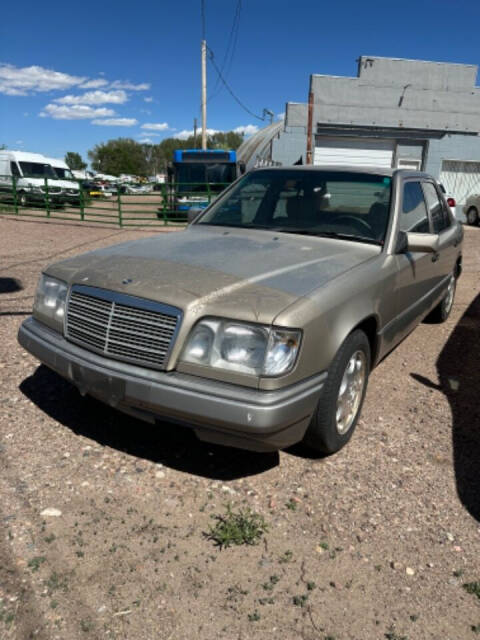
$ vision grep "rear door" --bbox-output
[421,181,458,284]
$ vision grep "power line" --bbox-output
[207,45,264,121]
[211,0,241,97]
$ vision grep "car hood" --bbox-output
[46,225,380,324]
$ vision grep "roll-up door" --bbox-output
[314,137,394,168]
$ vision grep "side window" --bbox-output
[10,161,21,178]
[422,182,450,233]
[400,182,430,233]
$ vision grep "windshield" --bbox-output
[198,169,392,244]
[19,162,56,179]
[53,166,74,180]
[174,162,236,193]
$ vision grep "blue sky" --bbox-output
[1,0,479,165]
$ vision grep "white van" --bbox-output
[43,155,81,204]
[0,150,79,207]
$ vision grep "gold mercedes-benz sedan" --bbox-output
[19,167,463,454]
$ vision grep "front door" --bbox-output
[391,180,444,343]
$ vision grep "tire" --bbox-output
[18,192,28,207]
[425,273,456,323]
[466,206,479,226]
[304,329,371,455]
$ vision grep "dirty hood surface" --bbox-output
[46,225,380,323]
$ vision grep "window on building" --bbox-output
[400,182,430,233]
[422,182,451,233]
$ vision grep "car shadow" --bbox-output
[0,277,23,294]
[19,365,278,481]
[411,293,480,522]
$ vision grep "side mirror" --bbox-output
[187,207,203,224]
[405,232,439,253]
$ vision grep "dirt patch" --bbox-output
[1,218,480,640]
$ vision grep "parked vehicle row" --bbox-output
[0,150,80,206]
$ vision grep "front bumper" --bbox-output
[18,317,326,452]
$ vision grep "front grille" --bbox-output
[65,285,182,370]
[43,186,62,194]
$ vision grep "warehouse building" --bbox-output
[252,55,480,214]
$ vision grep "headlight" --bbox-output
[181,318,301,377]
[33,274,68,331]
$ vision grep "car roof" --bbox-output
[250,165,434,180]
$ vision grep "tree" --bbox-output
[88,139,149,176]
[65,151,87,170]
[209,131,243,150]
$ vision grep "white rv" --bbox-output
[0,150,79,207]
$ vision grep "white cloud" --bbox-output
[80,78,108,89]
[173,128,220,140]
[110,80,150,91]
[0,63,86,96]
[233,125,259,136]
[0,64,152,98]
[136,132,162,138]
[173,125,258,140]
[138,137,154,144]
[55,90,128,105]
[144,96,153,103]
[141,122,169,131]
[40,104,116,120]
[92,118,138,126]
[277,112,285,120]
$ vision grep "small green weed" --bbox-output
[28,556,46,572]
[453,568,464,577]
[279,550,294,563]
[471,623,480,633]
[307,581,316,591]
[205,504,268,548]
[285,499,297,511]
[292,594,309,607]
[248,610,260,622]
[46,571,67,593]
[44,534,55,544]
[262,575,280,591]
[80,618,93,632]
[463,582,480,600]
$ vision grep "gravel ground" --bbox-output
[1,217,479,640]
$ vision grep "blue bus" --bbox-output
[170,149,244,212]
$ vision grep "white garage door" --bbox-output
[314,137,394,168]
[439,160,480,206]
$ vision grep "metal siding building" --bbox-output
[270,56,480,216]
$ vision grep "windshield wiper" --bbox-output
[273,228,383,245]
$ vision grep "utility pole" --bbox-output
[201,39,207,149]
[193,118,198,148]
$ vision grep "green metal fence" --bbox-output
[0,176,229,227]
